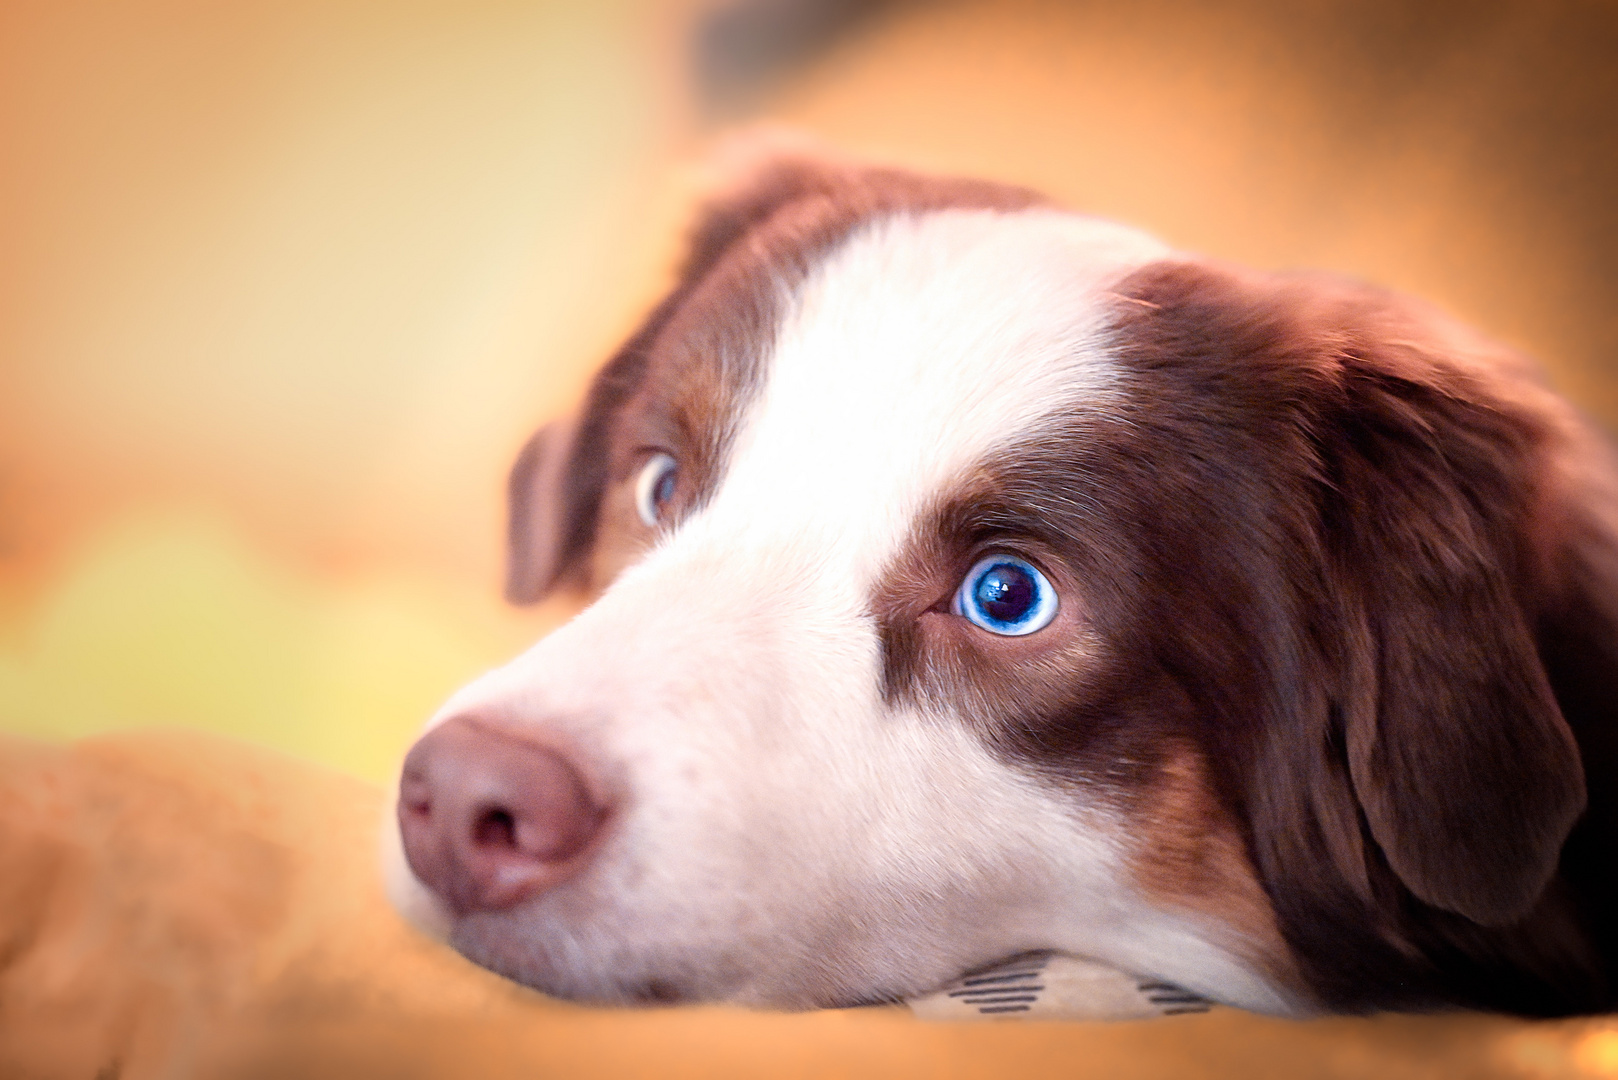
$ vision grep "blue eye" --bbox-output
[953,555,1058,636]
[635,453,678,526]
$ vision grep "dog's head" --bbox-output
[387,146,1598,1015]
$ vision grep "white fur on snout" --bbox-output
[396,208,1303,1014]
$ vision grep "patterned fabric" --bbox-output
[910,952,1214,1021]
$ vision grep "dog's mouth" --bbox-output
[626,978,686,1006]
[823,989,909,1009]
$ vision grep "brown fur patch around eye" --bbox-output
[873,475,1108,735]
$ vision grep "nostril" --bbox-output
[397,715,607,914]
[472,805,518,849]
[399,775,432,819]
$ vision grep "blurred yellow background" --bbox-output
[3,0,1615,783]
[0,0,688,778]
[4,3,1618,1077]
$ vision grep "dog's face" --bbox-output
[388,151,1600,1016]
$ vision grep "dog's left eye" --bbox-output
[953,555,1058,636]
[634,453,678,526]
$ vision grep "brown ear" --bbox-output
[1323,328,1586,927]
[504,413,586,604]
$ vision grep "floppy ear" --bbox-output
[504,413,586,603]
[1321,324,1586,927]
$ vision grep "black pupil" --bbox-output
[975,563,1036,623]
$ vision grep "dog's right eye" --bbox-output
[634,453,678,526]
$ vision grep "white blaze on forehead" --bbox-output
[701,208,1171,577]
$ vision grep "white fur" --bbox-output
[388,208,1303,1014]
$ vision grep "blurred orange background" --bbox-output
[4,2,1618,1077]
[3,0,1615,782]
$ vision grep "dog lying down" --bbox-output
[387,143,1618,1019]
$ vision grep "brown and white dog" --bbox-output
[387,145,1618,1018]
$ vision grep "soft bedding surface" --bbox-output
[1,729,1612,1080]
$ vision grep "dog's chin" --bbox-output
[464,949,696,1007]
[454,954,911,1011]
[442,912,969,1011]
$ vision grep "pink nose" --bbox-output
[397,716,606,914]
